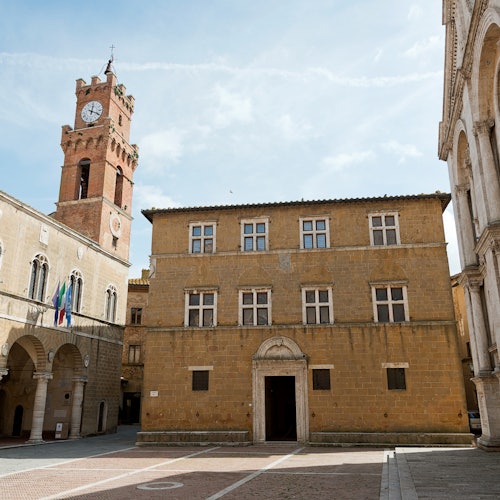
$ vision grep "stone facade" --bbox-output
[0,65,138,441]
[439,0,500,449]
[137,194,471,446]
[120,271,149,424]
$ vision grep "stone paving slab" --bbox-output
[0,444,385,499]
[396,447,500,500]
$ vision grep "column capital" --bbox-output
[473,118,495,136]
[72,375,88,384]
[33,371,53,381]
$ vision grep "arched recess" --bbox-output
[0,335,46,437]
[45,344,83,435]
[252,336,308,443]
[472,9,500,121]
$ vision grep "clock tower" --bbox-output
[54,61,139,262]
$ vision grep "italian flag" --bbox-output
[58,281,67,325]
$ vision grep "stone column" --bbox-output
[27,371,53,444]
[468,282,492,375]
[473,120,500,222]
[474,375,500,449]
[455,185,477,267]
[69,376,87,439]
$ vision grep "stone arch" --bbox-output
[472,8,500,121]
[254,336,306,360]
[13,335,47,371]
[252,336,308,443]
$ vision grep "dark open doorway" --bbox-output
[265,376,297,441]
[122,392,141,424]
[12,405,23,436]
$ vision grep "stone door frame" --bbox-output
[252,336,309,443]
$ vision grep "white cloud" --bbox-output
[134,184,180,210]
[277,114,312,141]
[212,85,253,128]
[382,140,422,163]
[404,35,442,58]
[408,5,423,21]
[139,129,184,170]
[321,151,375,173]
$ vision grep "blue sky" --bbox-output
[0,1,459,277]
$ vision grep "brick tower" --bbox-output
[54,60,139,261]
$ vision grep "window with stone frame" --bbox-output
[131,307,143,325]
[105,284,117,322]
[189,222,216,254]
[372,284,408,323]
[239,288,271,326]
[185,290,217,327]
[241,218,268,251]
[128,344,141,364]
[28,254,49,302]
[302,287,333,325]
[369,213,400,246]
[300,217,329,249]
[69,270,83,313]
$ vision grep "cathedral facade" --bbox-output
[440,0,500,449]
[0,67,138,441]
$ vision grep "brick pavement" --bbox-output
[1,428,498,499]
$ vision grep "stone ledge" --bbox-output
[309,432,475,447]
[136,430,251,447]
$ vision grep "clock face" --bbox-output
[110,213,122,238]
[81,100,103,123]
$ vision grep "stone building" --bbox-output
[137,193,471,446]
[451,275,478,413]
[439,0,500,449]
[121,271,149,424]
[0,64,138,441]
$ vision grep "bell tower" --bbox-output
[54,60,139,262]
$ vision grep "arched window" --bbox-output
[69,270,83,313]
[114,167,123,207]
[78,159,90,200]
[105,285,117,322]
[28,254,49,301]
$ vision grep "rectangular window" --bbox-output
[128,344,141,364]
[131,307,142,325]
[372,285,408,323]
[192,370,209,391]
[241,218,268,251]
[312,369,331,390]
[387,368,406,390]
[185,290,217,327]
[239,289,271,326]
[189,222,216,254]
[369,213,399,246]
[302,287,333,325]
[300,217,329,249]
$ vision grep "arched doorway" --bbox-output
[252,336,309,443]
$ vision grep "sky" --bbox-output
[0,0,460,278]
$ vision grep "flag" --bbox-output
[52,280,60,326]
[58,281,67,325]
[65,283,72,327]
